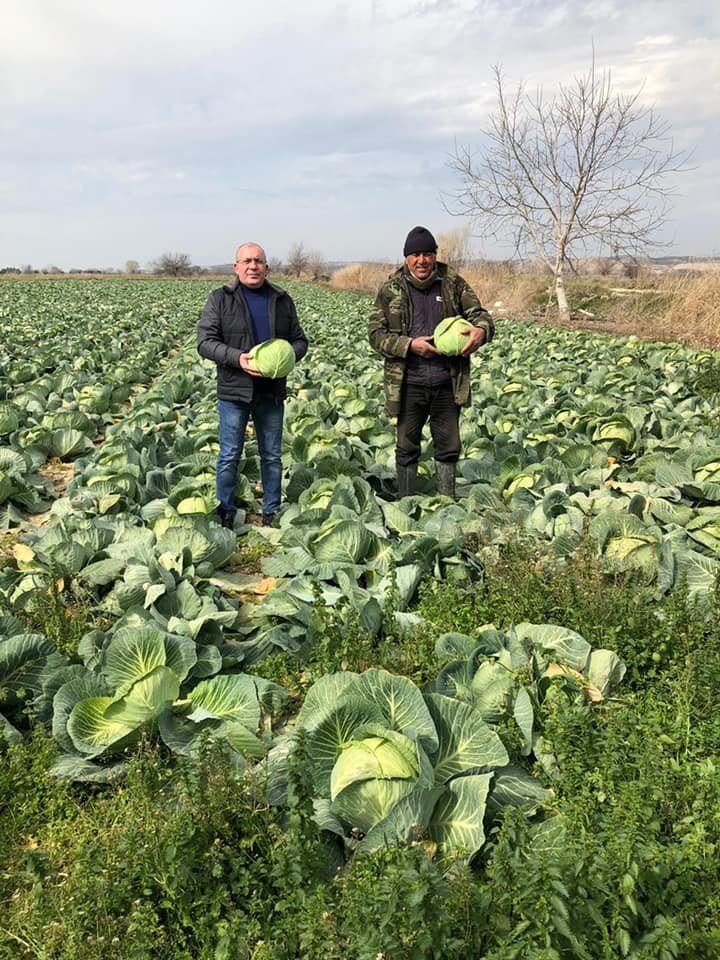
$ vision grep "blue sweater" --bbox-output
[241,283,271,344]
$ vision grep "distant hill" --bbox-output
[648,256,720,267]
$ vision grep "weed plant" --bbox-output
[693,354,720,398]
[229,538,277,574]
[25,574,93,661]
[1,737,332,960]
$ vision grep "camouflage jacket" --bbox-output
[368,264,493,416]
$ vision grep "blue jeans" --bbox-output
[216,394,284,515]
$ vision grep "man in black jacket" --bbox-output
[197,242,308,528]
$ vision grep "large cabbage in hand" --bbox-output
[248,339,296,378]
[433,316,475,356]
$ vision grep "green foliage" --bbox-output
[26,574,90,660]
[533,655,720,956]
[417,533,671,685]
[294,844,459,960]
[266,665,510,858]
[0,729,71,865]
[693,356,720,398]
[230,538,276,574]
[3,531,720,959]
[306,581,377,675]
[1,738,329,960]
[0,530,20,565]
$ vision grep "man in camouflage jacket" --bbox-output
[368,226,493,499]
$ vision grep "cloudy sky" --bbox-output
[2,0,718,270]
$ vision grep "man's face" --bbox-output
[405,251,437,281]
[234,245,269,288]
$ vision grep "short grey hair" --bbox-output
[235,242,267,264]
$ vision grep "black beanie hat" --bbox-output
[403,226,437,257]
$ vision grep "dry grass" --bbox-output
[533,272,720,350]
[460,264,547,318]
[330,262,395,294]
[605,273,720,349]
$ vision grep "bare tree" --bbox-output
[436,226,473,269]
[125,259,141,275]
[286,241,308,278]
[306,249,328,281]
[151,252,193,277]
[445,61,688,321]
[267,256,283,275]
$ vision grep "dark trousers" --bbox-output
[396,381,461,466]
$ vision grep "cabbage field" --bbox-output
[2,277,720,959]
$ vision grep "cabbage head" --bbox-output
[331,733,419,801]
[330,733,420,833]
[434,316,474,356]
[248,339,296,378]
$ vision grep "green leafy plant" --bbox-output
[50,624,288,780]
[264,666,553,860]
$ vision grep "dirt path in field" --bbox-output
[37,460,75,496]
[25,460,77,527]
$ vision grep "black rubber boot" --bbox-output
[396,463,418,499]
[435,460,456,499]
[218,508,236,529]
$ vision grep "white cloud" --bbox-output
[637,35,675,47]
